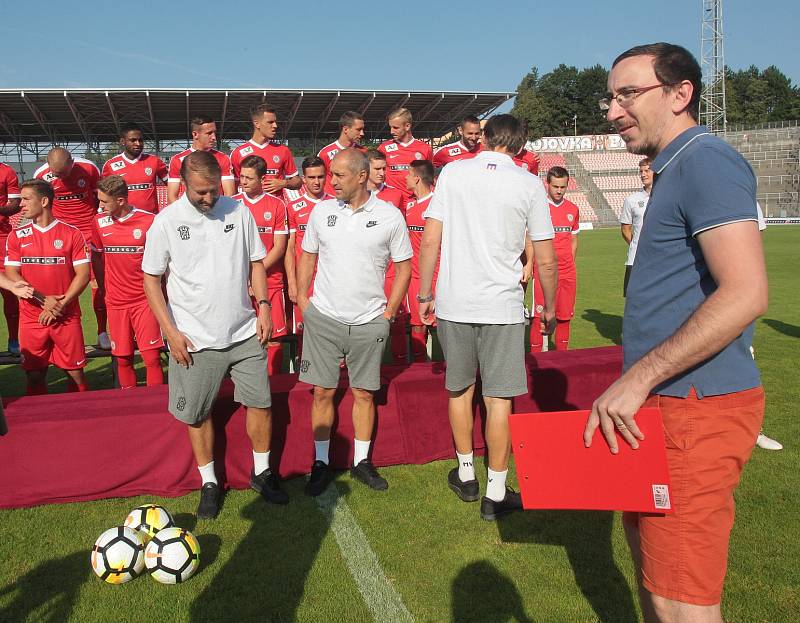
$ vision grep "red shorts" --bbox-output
[19,315,86,371]
[252,288,288,339]
[625,386,764,605]
[108,301,164,356]
[533,267,576,321]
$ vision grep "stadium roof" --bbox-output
[0,88,514,146]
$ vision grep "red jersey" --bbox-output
[90,209,155,308]
[233,192,288,289]
[317,140,367,195]
[167,148,233,198]
[377,137,433,202]
[548,199,580,269]
[102,153,168,214]
[374,184,404,209]
[34,158,100,235]
[4,220,89,321]
[513,149,540,176]
[230,140,298,188]
[432,141,482,168]
[287,192,332,257]
[0,162,21,242]
[404,192,435,279]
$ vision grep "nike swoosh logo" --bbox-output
[21,243,32,247]
[76,359,85,365]
[102,232,113,237]
[149,339,160,345]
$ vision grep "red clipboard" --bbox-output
[509,408,672,513]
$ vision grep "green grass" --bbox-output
[1,227,798,622]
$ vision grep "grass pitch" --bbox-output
[0,227,798,622]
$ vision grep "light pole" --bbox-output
[573,114,578,136]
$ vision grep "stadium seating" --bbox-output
[602,192,630,218]
[565,192,597,222]
[538,153,567,172]
[592,175,640,190]
[577,152,643,172]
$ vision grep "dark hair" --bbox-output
[460,115,480,128]
[190,116,215,131]
[612,42,702,121]
[483,114,526,153]
[339,111,364,129]
[97,175,129,198]
[250,104,276,120]
[546,166,569,182]
[367,150,386,162]
[409,160,434,186]
[119,122,143,137]
[180,150,221,181]
[21,179,55,205]
[302,156,326,173]
[240,155,267,178]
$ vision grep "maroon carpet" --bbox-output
[0,346,621,509]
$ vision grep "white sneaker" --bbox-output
[97,332,112,350]
[756,432,783,451]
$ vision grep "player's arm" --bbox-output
[0,197,20,217]
[295,251,317,313]
[167,181,181,204]
[285,232,298,302]
[520,237,534,284]
[262,233,287,273]
[250,259,271,345]
[620,198,633,244]
[386,259,411,319]
[221,179,236,196]
[56,262,91,309]
[418,217,442,325]
[90,251,105,293]
[1,265,33,299]
[532,239,557,335]
[621,223,632,244]
[571,232,579,259]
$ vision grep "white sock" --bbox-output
[457,451,475,482]
[354,438,371,466]
[315,439,330,464]
[253,450,270,475]
[198,461,217,486]
[486,468,508,502]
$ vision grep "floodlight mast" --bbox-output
[700,0,727,134]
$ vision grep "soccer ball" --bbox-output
[91,526,145,584]
[124,504,175,542]
[144,527,201,584]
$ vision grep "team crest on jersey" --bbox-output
[178,225,190,240]
[240,146,254,157]
[43,172,56,182]
[16,227,33,238]
[384,143,398,152]
[567,214,574,222]
[111,160,125,171]
[272,155,280,164]
[536,304,544,314]
[145,167,153,176]
[327,215,337,227]
[133,228,142,240]
[53,239,63,249]
[263,211,272,221]
[415,152,422,159]
[98,215,114,228]
[639,201,645,207]
[77,179,86,188]
[293,200,307,211]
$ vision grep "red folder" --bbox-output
[509,408,672,513]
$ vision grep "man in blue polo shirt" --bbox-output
[584,43,767,621]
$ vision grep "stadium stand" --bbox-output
[592,175,640,190]
[565,192,598,222]
[576,151,643,172]
[602,192,629,218]
[538,153,567,172]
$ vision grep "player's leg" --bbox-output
[407,278,428,362]
[529,277,546,352]
[64,368,89,392]
[266,288,288,375]
[19,319,50,394]
[554,272,576,351]
[1,287,20,354]
[25,368,48,395]
[554,320,571,350]
[129,300,164,386]
[90,259,110,349]
[109,307,137,388]
[50,318,88,392]
[385,263,408,362]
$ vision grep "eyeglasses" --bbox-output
[598,84,666,111]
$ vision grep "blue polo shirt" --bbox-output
[623,126,761,398]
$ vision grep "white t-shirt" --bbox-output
[142,194,266,351]
[620,189,649,265]
[423,150,554,324]
[302,193,412,325]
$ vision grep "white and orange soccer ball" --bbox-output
[124,504,175,542]
[144,527,201,584]
[91,526,145,584]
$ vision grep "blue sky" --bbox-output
[1,0,798,93]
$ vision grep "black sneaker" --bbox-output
[480,487,523,521]
[350,459,388,491]
[251,468,289,505]
[305,460,332,497]
[448,467,479,502]
[197,482,221,520]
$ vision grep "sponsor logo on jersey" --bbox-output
[366,220,378,228]
[127,183,151,191]
[133,229,143,240]
[384,143,399,152]
[264,168,278,176]
[257,226,273,234]
[98,216,114,228]
[293,200,307,211]
[327,215,337,227]
[110,160,125,171]
[178,225,190,240]
[449,147,461,156]
[554,226,572,232]
[57,193,87,201]
[263,211,272,221]
[408,225,424,231]
[224,223,235,233]
[298,224,307,231]
[105,245,145,253]
[390,165,409,171]
[77,179,86,188]
[53,239,63,249]
[240,146,254,157]
[144,167,153,176]
[43,172,57,182]
[21,256,66,264]
[16,227,33,238]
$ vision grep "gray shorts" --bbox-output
[437,319,527,397]
[299,303,390,391]
[168,334,271,425]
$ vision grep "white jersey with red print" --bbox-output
[233,192,289,289]
[377,137,433,202]
[374,184,404,209]
[34,158,100,235]
[4,220,89,320]
[102,153,168,214]
[230,140,298,187]
[0,162,21,243]
[432,141,482,168]
[513,149,540,176]
[167,148,234,197]
[404,192,434,279]
[317,140,367,195]
[287,192,332,257]
[90,209,155,308]
[548,198,580,269]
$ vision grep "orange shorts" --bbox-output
[625,386,764,605]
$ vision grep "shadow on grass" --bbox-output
[762,318,800,339]
[0,550,89,623]
[497,511,637,623]
[452,560,534,623]
[581,309,623,346]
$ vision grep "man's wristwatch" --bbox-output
[258,299,271,307]
[416,293,434,303]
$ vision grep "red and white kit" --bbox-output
[404,193,437,326]
[377,138,433,203]
[532,198,579,320]
[102,153,168,214]
[90,209,163,356]
[432,141,483,168]
[513,149,540,176]
[231,140,299,190]
[0,162,21,261]
[317,140,367,195]
[34,158,100,237]
[167,148,234,198]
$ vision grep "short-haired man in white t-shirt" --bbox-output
[620,157,652,296]
[296,148,412,496]
[418,114,558,520]
[143,150,285,521]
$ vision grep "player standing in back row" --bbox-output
[432,115,483,168]
[378,108,433,205]
[318,111,366,196]
[0,161,22,354]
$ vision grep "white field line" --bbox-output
[315,485,414,623]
